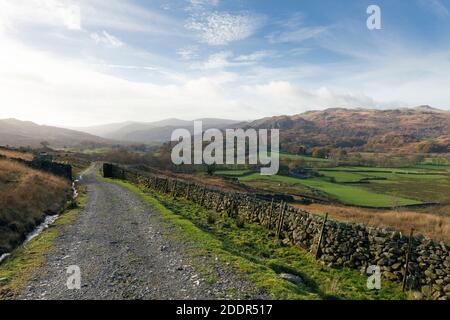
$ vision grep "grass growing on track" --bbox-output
[107,178,407,300]
[0,190,85,298]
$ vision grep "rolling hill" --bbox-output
[245,106,450,153]
[0,118,114,148]
[74,118,241,144]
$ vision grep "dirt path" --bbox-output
[19,165,266,300]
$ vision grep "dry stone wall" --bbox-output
[104,163,449,300]
[12,158,72,180]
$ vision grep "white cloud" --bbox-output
[1,30,386,126]
[242,81,381,113]
[268,26,327,44]
[1,0,449,127]
[0,0,81,31]
[82,0,182,35]
[177,46,199,60]
[185,12,264,45]
[189,0,220,7]
[90,31,124,48]
[194,50,273,70]
[199,51,233,69]
[235,50,274,62]
[0,34,241,126]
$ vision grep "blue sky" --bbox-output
[0,0,449,126]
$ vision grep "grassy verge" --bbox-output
[105,177,407,300]
[0,189,86,298]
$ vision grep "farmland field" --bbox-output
[238,173,422,207]
[217,155,450,208]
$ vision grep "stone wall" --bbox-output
[104,163,449,299]
[13,158,72,181]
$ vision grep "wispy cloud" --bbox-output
[235,50,275,62]
[419,0,450,17]
[90,31,124,48]
[177,46,199,61]
[189,0,220,7]
[266,11,327,44]
[193,50,274,70]
[198,51,233,69]
[185,11,265,45]
[268,26,328,44]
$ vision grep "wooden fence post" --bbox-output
[315,213,328,260]
[185,183,190,200]
[402,228,414,292]
[172,180,178,198]
[267,198,274,228]
[276,202,286,239]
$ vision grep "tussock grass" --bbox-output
[0,159,71,254]
[0,148,33,161]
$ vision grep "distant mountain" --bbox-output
[70,121,136,138]
[0,118,114,148]
[245,106,450,153]
[75,118,241,144]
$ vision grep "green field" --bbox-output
[317,169,450,203]
[238,173,422,207]
[218,151,450,208]
[414,164,450,172]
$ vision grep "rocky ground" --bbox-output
[18,166,268,300]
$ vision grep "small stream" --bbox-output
[0,180,79,265]
[25,214,61,244]
[0,253,10,264]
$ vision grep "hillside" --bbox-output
[0,157,71,255]
[245,106,450,154]
[75,118,241,144]
[0,119,114,148]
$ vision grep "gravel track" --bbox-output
[19,166,267,300]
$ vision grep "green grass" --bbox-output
[318,171,371,183]
[105,178,407,300]
[0,192,85,298]
[238,173,422,207]
[297,178,421,207]
[320,166,430,174]
[317,169,450,203]
[414,164,450,172]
